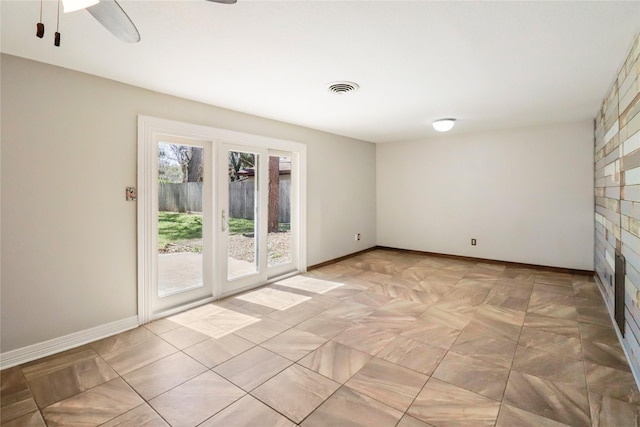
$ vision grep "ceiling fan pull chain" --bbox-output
[36,0,44,38]
[55,0,61,46]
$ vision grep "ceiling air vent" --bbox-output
[327,81,360,95]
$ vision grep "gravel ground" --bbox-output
[159,231,292,265]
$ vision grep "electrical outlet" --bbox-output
[355,233,361,241]
[471,238,476,246]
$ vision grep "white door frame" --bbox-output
[137,116,307,324]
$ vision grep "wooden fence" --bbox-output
[158,177,291,223]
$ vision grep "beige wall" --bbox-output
[0,54,376,353]
[376,121,594,270]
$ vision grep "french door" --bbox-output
[138,116,305,322]
[218,144,269,295]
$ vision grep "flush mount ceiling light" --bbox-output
[432,118,456,132]
[327,81,360,95]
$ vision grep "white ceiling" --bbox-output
[2,1,640,143]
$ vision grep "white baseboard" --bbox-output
[0,316,139,370]
[594,276,640,392]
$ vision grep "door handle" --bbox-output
[221,209,228,232]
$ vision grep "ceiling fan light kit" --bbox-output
[34,0,237,47]
[62,0,99,13]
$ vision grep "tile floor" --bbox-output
[2,249,640,426]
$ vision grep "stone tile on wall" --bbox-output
[594,32,640,380]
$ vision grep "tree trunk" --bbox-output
[188,146,203,182]
[268,156,280,233]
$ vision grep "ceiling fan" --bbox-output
[37,0,235,46]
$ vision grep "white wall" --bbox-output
[1,54,376,353]
[376,121,594,270]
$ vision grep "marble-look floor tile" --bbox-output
[589,392,640,427]
[149,371,245,426]
[518,327,582,360]
[296,312,354,339]
[90,327,157,356]
[437,286,491,308]
[419,305,475,330]
[534,272,573,287]
[200,394,296,427]
[22,346,119,408]
[323,301,377,321]
[432,351,509,400]
[144,318,181,335]
[7,250,640,427]
[464,304,524,342]
[100,403,169,426]
[260,327,328,361]
[527,292,577,320]
[397,289,440,307]
[399,265,440,282]
[522,313,580,338]
[497,274,535,285]
[579,322,621,346]
[582,338,630,370]
[235,287,311,310]
[159,326,210,349]
[301,386,403,427]
[396,414,434,427]
[122,352,207,400]
[378,297,430,317]
[232,300,278,317]
[275,275,344,294]
[573,280,602,299]
[350,291,394,308]
[100,335,177,376]
[400,319,461,349]
[512,345,586,387]
[168,303,226,325]
[585,361,640,404]
[503,371,590,427]
[234,317,291,344]
[484,285,531,311]
[182,333,254,368]
[358,310,417,333]
[533,283,575,296]
[265,300,325,326]
[345,357,428,411]
[333,324,398,355]
[410,280,453,304]
[450,329,517,369]
[408,378,501,427]
[191,307,260,333]
[1,410,46,427]
[377,335,446,375]
[1,367,39,423]
[182,318,227,338]
[495,404,572,427]
[42,378,144,427]
[299,340,372,384]
[252,364,340,423]
[213,346,292,391]
[575,297,611,326]
[367,283,408,298]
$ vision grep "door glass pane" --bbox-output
[228,150,258,280]
[157,142,204,297]
[268,155,292,267]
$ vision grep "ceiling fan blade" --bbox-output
[206,0,237,4]
[86,0,140,43]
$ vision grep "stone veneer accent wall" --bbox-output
[595,33,640,377]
